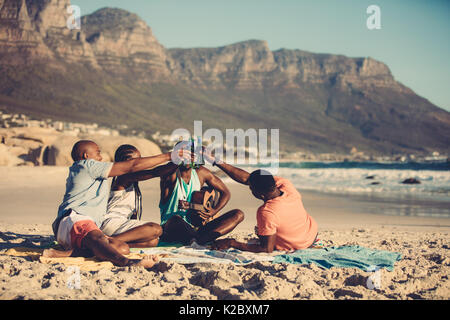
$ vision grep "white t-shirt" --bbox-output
[105,184,136,220]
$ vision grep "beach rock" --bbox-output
[401,178,421,184]
[0,127,60,146]
[0,127,161,166]
[44,134,162,166]
[91,135,162,163]
[0,143,24,166]
[42,135,79,166]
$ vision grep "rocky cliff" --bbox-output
[0,3,170,79]
[0,2,414,91]
[0,0,449,155]
[81,8,171,80]
[167,40,411,94]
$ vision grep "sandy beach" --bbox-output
[0,166,449,300]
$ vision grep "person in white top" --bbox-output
[101,144,178,248]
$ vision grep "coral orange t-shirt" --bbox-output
[256,176,318,251]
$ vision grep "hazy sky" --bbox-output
[71,0,450,111]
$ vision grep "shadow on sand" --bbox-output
[0,231,56,250]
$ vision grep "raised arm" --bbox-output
[201,147,250,185]
[108,152,172,177]
[116,162,179,184]
[215,162,250,185]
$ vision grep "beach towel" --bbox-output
[2,244,402,271]
[131,242,276,265]
[272,245,402,271]
[3,247,155,271]
[2,243,275,270]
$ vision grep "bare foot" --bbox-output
[133,255,159,269]
[42,248,73,258]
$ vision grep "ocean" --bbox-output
[236,161,450,218]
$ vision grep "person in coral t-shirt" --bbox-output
[255,176,318,251]
[203,149,318,253]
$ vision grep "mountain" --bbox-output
[0,0,449,155]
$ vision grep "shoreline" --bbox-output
[0,166,448,228]
[263,156,449,164]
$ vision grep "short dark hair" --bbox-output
[114,144,138,162]
[248,169,276,194]
[71,140,94,161]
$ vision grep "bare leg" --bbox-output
[195,209,244,245]
[81,230,157,268]
[160,215,196,245]
[112,222,162,248]
[43,231,157,268]
[106,236,130,255]
[127,237,159,248]
[43,236,128,258]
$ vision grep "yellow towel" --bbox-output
[3,247,153,272]
[4,247,44,261]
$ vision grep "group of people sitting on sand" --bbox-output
[45,139,318,268]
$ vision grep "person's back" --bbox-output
[201,150,318,253]
[256,176,317,251]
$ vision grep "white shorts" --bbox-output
[100,217,148,237]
